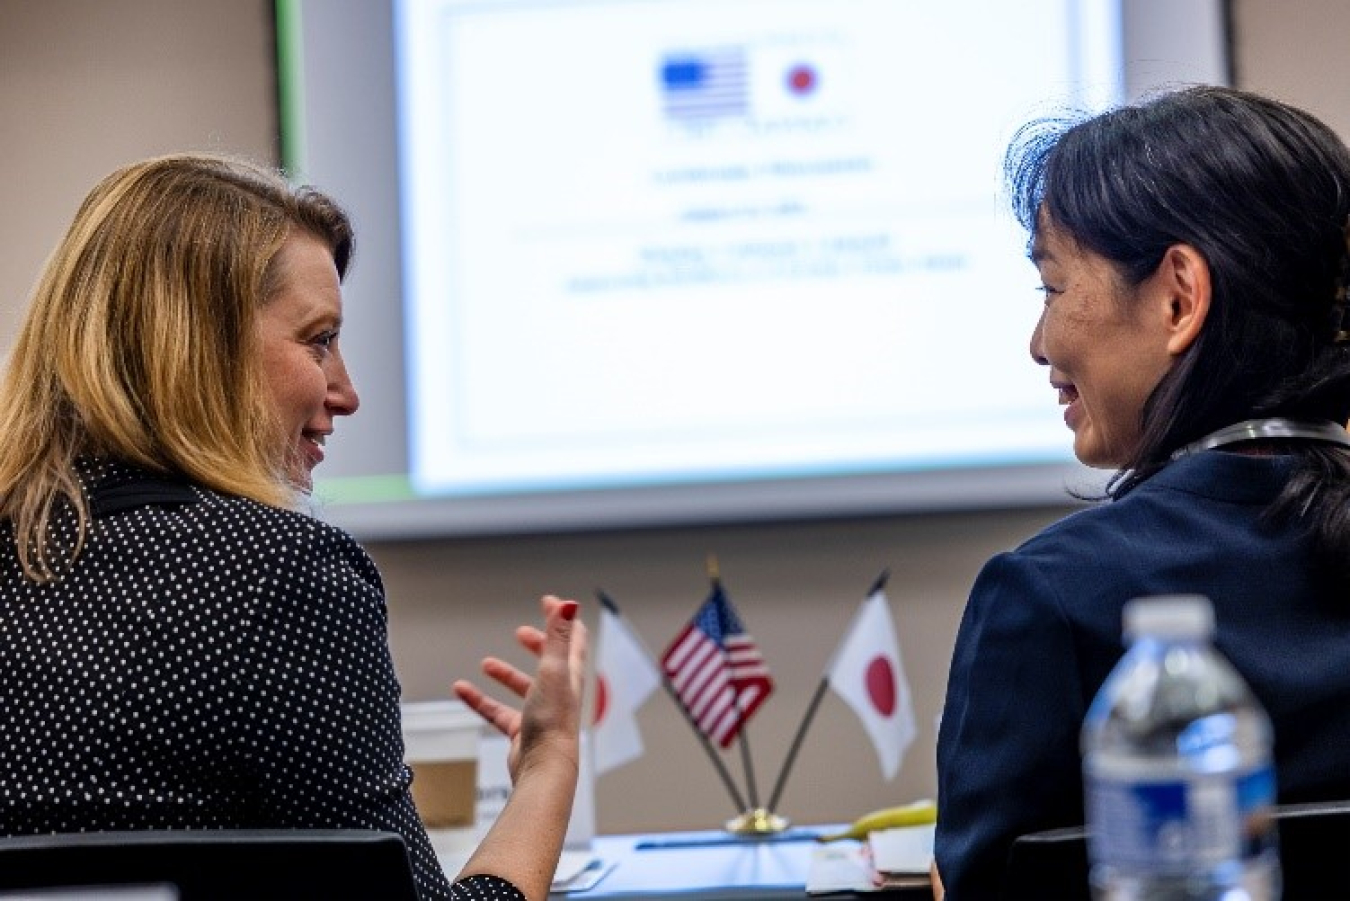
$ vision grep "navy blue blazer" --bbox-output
[936,451,1350,899]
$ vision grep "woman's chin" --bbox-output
[284,466,314,493]
[1072,441,1127,470]
[1070,436,1117,469]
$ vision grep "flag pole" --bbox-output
[595,590,749,815]
[765,678,829,814]
[706,556,787,836]
[737,723,760,811]
[707,554,762,810]
[763,569,891,814]
[727,721,788,835]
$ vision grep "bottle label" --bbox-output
[1085,764,1276,871]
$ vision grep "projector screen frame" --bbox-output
[277,0,1230,541]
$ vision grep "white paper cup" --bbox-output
[401,700,480,855]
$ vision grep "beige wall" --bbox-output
[379,504,1068,833]
[1,0,1344,835]
[1230,0,1350,139]
[0,0,278,342]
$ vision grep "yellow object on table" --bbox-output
[815,798,938,843]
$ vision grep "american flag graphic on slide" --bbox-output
[658,47,749,121]
[662,582,774,748]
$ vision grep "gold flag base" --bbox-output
[724,807,790,836]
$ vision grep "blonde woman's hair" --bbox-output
[0,152,354,580]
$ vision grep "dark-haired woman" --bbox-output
[934,85,1350,898]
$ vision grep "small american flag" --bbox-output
[659,48,749,122]
[661,581,774,748]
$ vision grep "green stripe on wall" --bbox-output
[313,474,420,505]
[274,0,307,177]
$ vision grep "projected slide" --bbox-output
[396,0,1121,495]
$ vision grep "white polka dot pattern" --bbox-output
[0,461,524,901]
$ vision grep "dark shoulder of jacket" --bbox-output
[89,473,199,518]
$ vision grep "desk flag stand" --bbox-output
[762,569,893,824]
[600,561,892,838]
[595,587,750,820]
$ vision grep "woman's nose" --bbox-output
[328,354,360,416]
[1029,311,1049,366]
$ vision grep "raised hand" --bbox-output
[450,595,588,900]
[452,595,587,782]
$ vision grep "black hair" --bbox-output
[1006,85,1350,583]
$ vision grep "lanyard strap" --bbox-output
[1170,417,1350,460]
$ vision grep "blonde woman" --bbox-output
[0,153,585,901]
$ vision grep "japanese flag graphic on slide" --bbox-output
[825,587,916,780]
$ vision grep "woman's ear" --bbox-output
[1153,243,1212,355]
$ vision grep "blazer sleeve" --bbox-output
[934,550,1089,900]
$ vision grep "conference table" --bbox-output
[549,826,931,900]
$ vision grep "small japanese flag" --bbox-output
[592,604,662,775]
[825,585,916,780]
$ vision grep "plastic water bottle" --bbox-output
[1081,595,1280,900]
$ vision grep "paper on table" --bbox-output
[551,851,613,893]
[868,822,936,876]
[553,849,604,886]
[806,843,875,895]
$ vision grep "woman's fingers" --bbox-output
[481,655,533,700]
[541,599,579,665]
[568,609,588,694]
[452,678,521,738]
[530,599,586,704]
[544,599,586,696]
[516,594,569,656]
[453,595,587,751]
[515,625,545,658]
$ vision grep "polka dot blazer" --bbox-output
[0,460,523,901]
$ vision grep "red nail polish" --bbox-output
[560,601,579,621]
